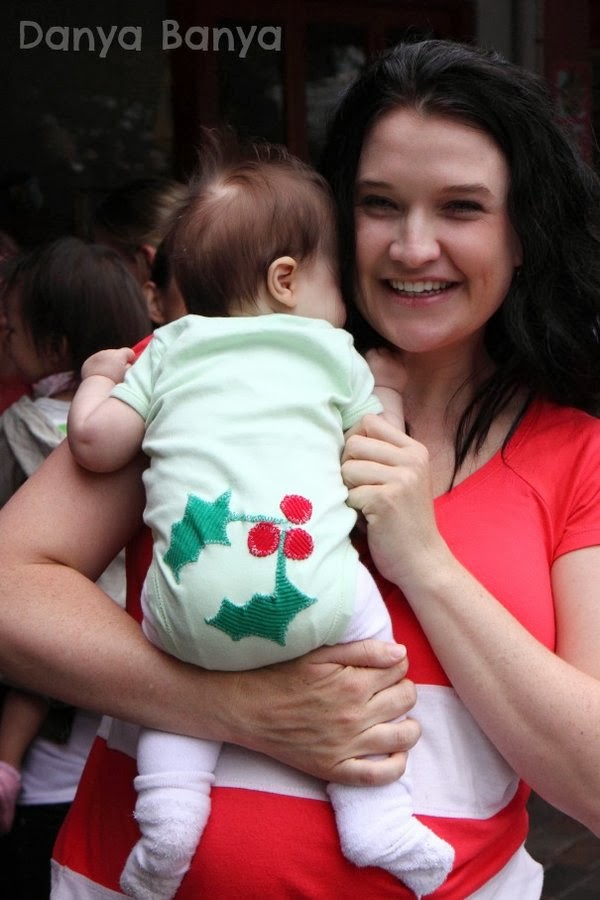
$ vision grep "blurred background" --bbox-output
[0,0,598,246]
[2,4,600,893]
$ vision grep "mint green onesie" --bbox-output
[112,313,383,669]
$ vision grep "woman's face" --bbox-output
[354,108,522,358]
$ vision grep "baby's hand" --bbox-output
[80,347,135,384]
[366,348,406,431]
[366,348,407,392]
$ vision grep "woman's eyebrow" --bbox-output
[356,180,495,196]
[355,179,394,189]
[440,183,493,196]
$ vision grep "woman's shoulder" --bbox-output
[504,399,600,494]
[509,400,600,455]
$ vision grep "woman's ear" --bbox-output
[266,256,299,310]
[143,279,166,325]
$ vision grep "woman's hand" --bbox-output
[218,639,419,786]
[342,414,448,592]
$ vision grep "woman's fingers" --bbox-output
[342,416,422,478]
[232,639,419,785]
[342,415,441,590]
[309,638,407,669]
[344,413,408,448]
[335,752,410,788]
[333,717,422,786]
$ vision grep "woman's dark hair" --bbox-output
[166,131,339,316]
[320,39,600,470]
[1,236,151,373]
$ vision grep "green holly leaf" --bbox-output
[164,490,233,582]
[205,561,316,645]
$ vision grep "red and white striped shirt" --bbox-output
[52,401,600,898]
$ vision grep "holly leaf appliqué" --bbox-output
[205,552,316,644]
[164,490,233,583]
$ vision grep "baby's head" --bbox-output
[166,133,345,327]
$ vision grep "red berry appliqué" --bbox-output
[283,528,314,560]
[248,522,280,557]
[280,495,312,524]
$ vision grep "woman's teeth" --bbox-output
[389,280,451,293]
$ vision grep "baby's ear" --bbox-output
[143,280,166,325]
[266,256,299,310]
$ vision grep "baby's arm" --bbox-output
[366,348,406,431]
[68,348,146,473]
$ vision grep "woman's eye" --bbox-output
[445,199,483,215]
[356,195,397,213]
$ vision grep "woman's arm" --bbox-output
[343,414,600,832]
[0,440,419,786]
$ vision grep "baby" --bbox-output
[68,136,454,899]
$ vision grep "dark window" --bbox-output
[167,0,475,172]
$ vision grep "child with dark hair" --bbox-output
[141,240,187,328]
[92,176,188,323]
[0,236,151,897]
[68,140,453,899]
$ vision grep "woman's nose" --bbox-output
[388,214,440,268]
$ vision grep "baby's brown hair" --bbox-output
[166,131,339,317]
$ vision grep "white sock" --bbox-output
[328,780,454,897]
[120,771,212,900]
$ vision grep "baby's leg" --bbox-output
[120,727,221,900]
[328,779,454,896]
[121,584,223,898]
[328,564,454,896]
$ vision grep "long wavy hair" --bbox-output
[320,39,600,470]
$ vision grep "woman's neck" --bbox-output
[399,344,521,495]
[401,344,492,437]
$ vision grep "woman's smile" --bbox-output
[385,278,460,306]
[355,108,522,356]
